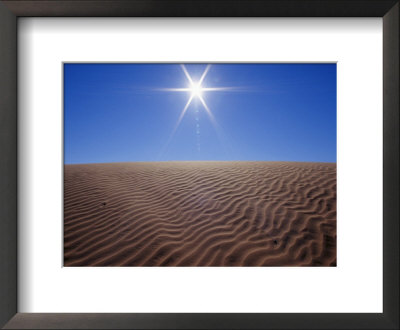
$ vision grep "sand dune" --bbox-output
[64,161,336,266]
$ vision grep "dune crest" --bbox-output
[64,161,336,266]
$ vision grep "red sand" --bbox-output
[64,161,336,266]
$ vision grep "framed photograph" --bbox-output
[0,1,398,329]
[63,62,337,268]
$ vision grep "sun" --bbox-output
[190,82,203,98]
[157,64,234,159]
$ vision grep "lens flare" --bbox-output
[157,64,234,160]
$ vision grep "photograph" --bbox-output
[64,63,337,267]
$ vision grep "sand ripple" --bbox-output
[64,161,336,266]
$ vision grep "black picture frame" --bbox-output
[0,1,398,329]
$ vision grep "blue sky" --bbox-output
[64,63,336,164]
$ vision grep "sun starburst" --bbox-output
[157,64,233,159]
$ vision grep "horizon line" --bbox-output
[65,160,337,165]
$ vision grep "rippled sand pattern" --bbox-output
[64,162,336,266]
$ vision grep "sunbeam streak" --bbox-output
[199,95,214,121]
[181,64,194,85]
[158,64,235,160]
[199,64,211,85]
